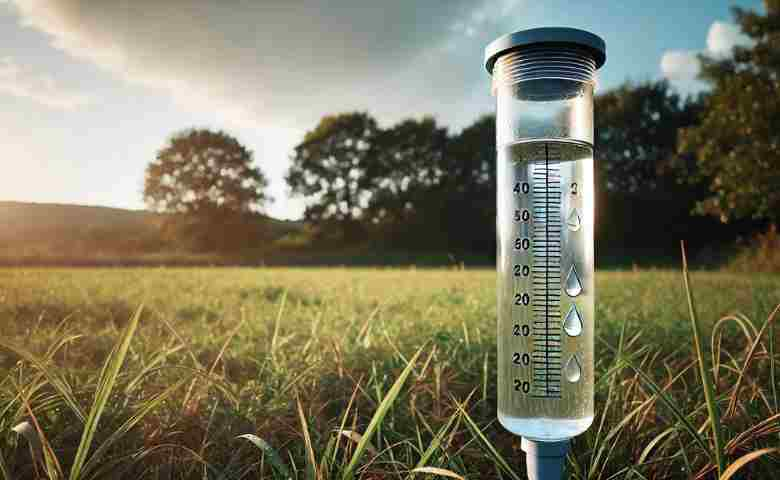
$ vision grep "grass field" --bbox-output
[0,267,778,479]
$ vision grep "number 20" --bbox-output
[515,293,530,305]
[514,379,530,393]
[513,265,530,276]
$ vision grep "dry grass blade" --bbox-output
[69,304,142,480]
[724,412,780,454]
[711,314,756,383]
[718,448,779,480]
[409,466,465,479]
[341,347,422,480]
[271,289,288,360]
[0,339,86,422]
[165,365,239,406]
[297,393,319,480]
[17,384,64,478]
[129,443,220,475]
[681,242,725,476]
[769,307,778,417]
[620,354,710,458]
[186,314,246,414]
[726,303,780,417]
[332,377,363,467]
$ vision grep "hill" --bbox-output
[0,201,304,265]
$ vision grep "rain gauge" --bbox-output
[485,28,606,480]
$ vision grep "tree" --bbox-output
[144,129,269,214]
[286,112,379,239]
[592,80,726,255]
[679,1,780,222]
[595,80,700,194]
[366,117,448,225]
[447,115,495,196]
[144,129,270,252]
[441,115,496,252]
[366,115,496,251]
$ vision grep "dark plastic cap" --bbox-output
[485,27,606,74]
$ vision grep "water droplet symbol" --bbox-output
[563,304,583,337]
[564,265,583,297]
[567,209,581,231]
[565,355,582,383]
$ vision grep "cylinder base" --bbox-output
[521,438,570,480]
[499,412,593,441]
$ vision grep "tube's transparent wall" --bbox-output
[494,46,596,441]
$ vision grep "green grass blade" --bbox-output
[0,449,9,480]
[454,402,522,480]
[320,436,336,478]
[81,378,189,478]
[624,468,650,480]
[675,433,693,477]
[681,242,725,476]
[341,348,422,480]
[589,319,628,477]
[237,434,292,478]
[69,304,142,480]
[620,355,711,459]
[637,427,676,465]
[123,343,184,394]
[408,410,461,478]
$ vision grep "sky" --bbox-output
[0,0,761,219]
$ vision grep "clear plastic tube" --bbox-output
[493,45,597,442]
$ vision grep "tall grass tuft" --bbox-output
[341,348,422,480]
[680,242,726,476]
[69,305,142,480]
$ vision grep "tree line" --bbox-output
[143,3,777,260]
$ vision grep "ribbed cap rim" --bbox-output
[485,27,606,74]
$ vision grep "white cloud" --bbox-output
[706,21,752,57]
[660,20,754,92]
[0,56,90,109]
[8,0,515,131]
[660,21,751,93]
[660,50,700,81]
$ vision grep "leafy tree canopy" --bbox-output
[679,1,780,222]
[366,117,448,224]
[286,112,379,237]
[144,129,269,215]
[595,80,700,194]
